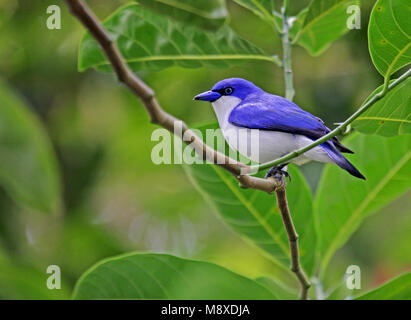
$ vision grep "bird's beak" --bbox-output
[193,90,221,102]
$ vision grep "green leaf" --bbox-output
[353,77,411,137]
[255,276,298,299]
[73,253,276,299]
[355,272,411,300]
[0,82,61,214]
[292,0,359,56]
[231,0,280,31]
[137,0,227,31]
[315,133,411,273]
[325,281,355,300]
[79,4,279,73]
[289,8,308,39]
[368,0,411,79]
[184,123,317,274]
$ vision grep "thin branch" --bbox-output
[275,181,311,300]
[64,0,277,194]
[248,67,411,173]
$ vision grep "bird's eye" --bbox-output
[224,87,233,95]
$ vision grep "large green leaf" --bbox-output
[79,4,279,73]
[292,0,359,56]
[368,0,411,79]
[0,82,61,214]
[255,276,298,299]
[184,123,317,274]
[137,0,227,31]
[231,0,280,31]
[73,253,276,299]
[315,133,411,273]
[355,272,411,300]
[353,77,411,137]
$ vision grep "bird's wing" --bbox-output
[228,93,353,153]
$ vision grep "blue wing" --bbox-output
[228,92,353,153]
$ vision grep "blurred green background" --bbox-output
[0,0,409,299]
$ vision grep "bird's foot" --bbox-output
[264,165,291,182]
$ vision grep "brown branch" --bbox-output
[64,0,276,194]
[275,180,311,299]
[64,0,310,299]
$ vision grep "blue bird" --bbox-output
[194,78,365,180]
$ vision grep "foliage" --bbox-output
[291,0,360,55]
[79,5,279,73]
[367,0,411,80]
[72,0,411,300]
[184,123,317,275]
[73,253,276,299]
[231,0,281,31]
[353,78,411,136]
[315,133,410,273]
[0,0,409,300]
[0,82,61,214]
[355,271,411,300]
[138,0,227,31]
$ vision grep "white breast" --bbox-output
[211,97,332,165]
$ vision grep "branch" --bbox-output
[275,181,311,300]
[64,0,277,194]
[247,67,411,173]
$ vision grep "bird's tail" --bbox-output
[323,143,366,180]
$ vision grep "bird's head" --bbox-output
[193,78,262,104]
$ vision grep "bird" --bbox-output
[193,78,365,180]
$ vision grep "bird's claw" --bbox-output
[264,166,291,182]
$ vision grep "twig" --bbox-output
[274,180,311,300]
[63,0,276,194]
